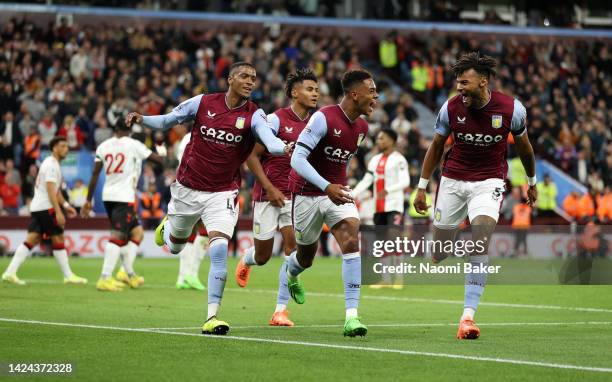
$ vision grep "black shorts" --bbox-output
[28,209,64,237]
[373,211,404,226]
[104,201,140,235]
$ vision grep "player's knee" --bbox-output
[130,228,144,242]
[111,231,128,243]
[254,248,272,265]
[340,236,360,254]
[283,243,296,257]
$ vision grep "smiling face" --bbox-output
[293,79,319,110]
[228,65,257,99]
[350,78,378,117]
[456,68,488,109]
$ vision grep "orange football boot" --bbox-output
[457,318,480,339]
[235,258,251,288]
[269,310,294,327]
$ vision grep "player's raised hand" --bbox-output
[265,185,286,208]
[413,188,430,215]
[325,184,353,205]
[526,185,538,207]
[283,142,295,156]
[125,112,143,127]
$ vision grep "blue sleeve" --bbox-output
[296,111,327,151]
[434,100,450,137]
[251,109,286,155]
[510,99,527,136]
[141,94,202,131]
[290,145,330,192]
[267,113,280,135]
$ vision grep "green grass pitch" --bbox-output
[1,256,611,381]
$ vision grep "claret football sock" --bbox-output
[463,255,489,320]
[342,252,361,314]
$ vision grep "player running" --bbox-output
[288,69,377,337]
[413,52,537,340]
[125,62,293,335]
[352,128,410,289]
[81,120,164,291]
[2,136,88,285]
[175,131,208,291]
[235,68,319,327]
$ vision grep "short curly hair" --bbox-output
[285,68,318,99]
[451,52,497,79]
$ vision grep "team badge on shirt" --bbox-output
[284,126,293,133]
[235,117,245,129]
[435,208,442,222]
[357,133,365,146]
[492,115,503,129]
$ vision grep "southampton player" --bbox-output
[235,68,319,327]
[2,136,88,285]
[81,120,163,291]
[288,69,377,337]
[126,62,292,335]
[175,132,208,291]
[352,128,410,288]
[413,53,537,339]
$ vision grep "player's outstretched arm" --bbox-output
[251,110,291,156]
[126,94,203,131]
[514,133,538,206]
[81,161,103,217]
[246,143,285,207]
[414,133,447,214]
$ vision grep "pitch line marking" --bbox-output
[141,321,612,330]
[1,317,611,374]
[22,279,612,314]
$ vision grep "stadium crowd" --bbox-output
[0,17,610,224]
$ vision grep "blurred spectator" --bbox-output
[21,127,40,176]
[140,183,163,229]
[69,179,88,214]
[562,191,580,221]
[536,174,558,218]
[57,115,85,150]
[0,173,20,215]
[577,191,596,223]
[512,198,532,256]
[596,187,612,223]
[0,112,17,160]
[379,31,398,79]
[3,159,21,186]
[37,112,57,149]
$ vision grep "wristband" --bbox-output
[62,201,71,209]
[527,176,537,186]
[417,178,429,189]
